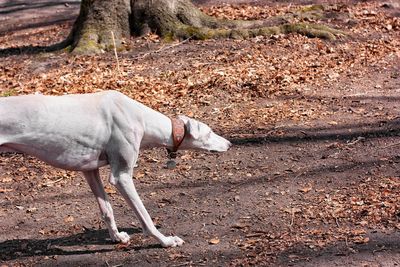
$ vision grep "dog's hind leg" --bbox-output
[83,169,130,243]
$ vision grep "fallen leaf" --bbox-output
[1,177,12,183]
[284,207,301,214]
[169,252,184,260]
[26,207,37,213]
[115,242,131,250]
[232,222,248,229]
[352,229,366,235]
[105,186,117,194]
[299,185,313,193]
[0,188,13,193]
[353,236,369,244]
[136,172,145,179]
[64,215,74,223]
[18,167,27,172]
[209,238,220,245]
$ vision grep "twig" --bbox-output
[332,213,340,228]
[373,245,386,253]
[346,136,365,146]
[132,36,193,60]
[294,171,306,179]
[110,31,120,73]
[290,210,295,226]
[380,142,400,149]
[105,261,123,267]
[44,177,64,185]
[171,262,193,267]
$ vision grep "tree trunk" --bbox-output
[67,0,344,54]
[67,0,131,54]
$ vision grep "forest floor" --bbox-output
[0,0,399,266]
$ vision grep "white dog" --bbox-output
[0,90,231,247]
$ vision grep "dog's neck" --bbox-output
[140,108,176,150]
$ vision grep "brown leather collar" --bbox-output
[167,117,186,158]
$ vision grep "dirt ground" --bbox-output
[0,0,399,266]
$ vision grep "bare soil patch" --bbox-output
[0,0,399,266]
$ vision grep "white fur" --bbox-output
[0,90,231,247]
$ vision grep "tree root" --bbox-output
[70,29,121,54]
[135,1,346,42]
[172,22,345,40]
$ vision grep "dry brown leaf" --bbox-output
[299,185,313,193]
[136,172,145,179]
[1,177,12,183]
[232,222,248,229]
[26,207,37,213]
[64,215,74,223]
[105,186,117,194]
[115,242,131,250]
[353,236,370,244]
[209,238,220,245]
[0,188,13,193]
[284,207,302,214]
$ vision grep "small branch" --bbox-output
[171,262,193,267]
[332,213,340,228]
[105,260,123,267]
[110,31,120,73]
[132,36,193,60]
[290,210,295,226]
[346,136,365,146]
[44,177,64,186]
[380,142,400,149]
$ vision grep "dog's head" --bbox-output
[177,115,231,152]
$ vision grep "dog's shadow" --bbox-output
[0,228,162,261]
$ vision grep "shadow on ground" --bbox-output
[276,230,400,266]
[0,0,80,34]
[0,227,154,261]
[230,118,400,146]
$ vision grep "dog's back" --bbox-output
[0,91,121,170]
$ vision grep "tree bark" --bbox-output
[66,0,344,54]
[66,0,131,54]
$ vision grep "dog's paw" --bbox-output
[113,231,131,244]
[161,236,184,247]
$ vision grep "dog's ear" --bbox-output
[177,115,189,123]
[178,115,200,139]
[188,119,201,139]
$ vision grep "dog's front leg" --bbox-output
[107,127,184,248]
[83,169,130,243]
[114,172,184,247]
